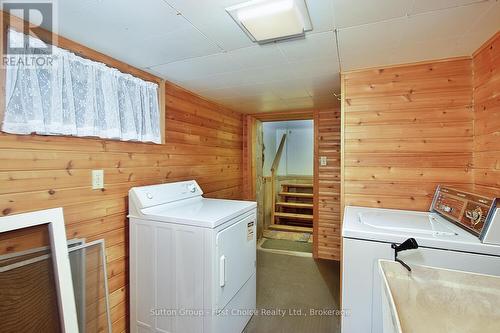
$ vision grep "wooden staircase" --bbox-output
[270,183,314,232]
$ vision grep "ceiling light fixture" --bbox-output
[226,0,312,44]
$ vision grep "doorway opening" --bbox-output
[243,111,341,333]
[258,119,314,252]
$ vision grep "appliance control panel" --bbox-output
[431,186,497,237]
[130,180,203,209]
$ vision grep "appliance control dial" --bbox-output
[146,192,153,199]
[440,204,453,213]
[188,183,197,193]
[466,207,483,226]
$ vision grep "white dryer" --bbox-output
[341,186,500,333]
[128,180,257,333]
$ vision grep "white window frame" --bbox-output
[69,239,113,333]
[0,208,79,333]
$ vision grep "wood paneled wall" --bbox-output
[0,83,244,332]
[341,58,474,212]
[472,32,500,197]
[314,108,341,260]
[0,17,244,331]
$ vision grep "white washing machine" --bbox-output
[341,186,500,333]
[128,180,257,333]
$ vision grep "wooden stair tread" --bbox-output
[274,212,313,220]
[268,224,312,233]
[278,192,313,198]
[276,202,313,209]
[281,183,313,188]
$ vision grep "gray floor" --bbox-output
[260,238,313,253]
[244,250,341,333]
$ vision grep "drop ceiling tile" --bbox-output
[57,25,211,69]
[59,0,186,41]
[245,64,300,84]
[224,99,290,113]
[258,100,292,112]
[149,52,243,81]
[185,13,255,51]
[229,44,288,70]
[223,84,281,99]
[292,58,340,79]
[172,77,229,93]
[57,0,98,14]
[268,81,311,99]
[282,96,315,109]
[337,17,407,71]
[196,87,246,100]
[401,1,493,43]
[209,70,261,87]
[166,0,254,51]
[409,0,490,15]
[306,0,336,33]
[147,27,222,66]
[393,37,465,65]
[458,0,500,53]
[218,93,281,105]
[338,16,406,48]
[302,74,341,97]
[341,47,402,72]
[332,0,413,28]
[278,31,337,62]
[58,0,221,68]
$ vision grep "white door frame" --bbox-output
[0,207,79,332]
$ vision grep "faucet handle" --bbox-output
[391,238,418,253]
[391,238,419,272]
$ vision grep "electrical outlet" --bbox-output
[92,170,104,189]
[320,156,327,166]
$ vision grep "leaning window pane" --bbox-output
[0,225,62,332]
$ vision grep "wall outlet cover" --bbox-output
[92,170,104,189]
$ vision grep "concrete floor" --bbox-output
[244,249,341,333]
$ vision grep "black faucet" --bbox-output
[391,238,419,272]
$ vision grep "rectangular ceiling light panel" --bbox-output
[227,0,312,44]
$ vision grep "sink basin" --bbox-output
[379,260,500,333]
[358,211,458,236]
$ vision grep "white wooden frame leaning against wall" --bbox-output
[0,207,80,332]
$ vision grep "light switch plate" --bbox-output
[320,156,327,166]
[92,170,104,189]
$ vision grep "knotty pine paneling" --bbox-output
[342,58,474,212]
[472,32,500,197]
[0,81,244,333]
[314,108,341,260]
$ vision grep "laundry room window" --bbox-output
[2,29,162,144]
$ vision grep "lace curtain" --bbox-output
[3,30,161,143]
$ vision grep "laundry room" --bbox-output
[0,1,499,333]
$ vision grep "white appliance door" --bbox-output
[216,212,256,310]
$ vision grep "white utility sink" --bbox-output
[379,260,500,333]
[358,211,458,236]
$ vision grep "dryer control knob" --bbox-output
[440,204,452,213]
[146,192,153,199]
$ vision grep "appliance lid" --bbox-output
[343,206,500,256]
[138,197,257,228]
[358,211,458,237]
